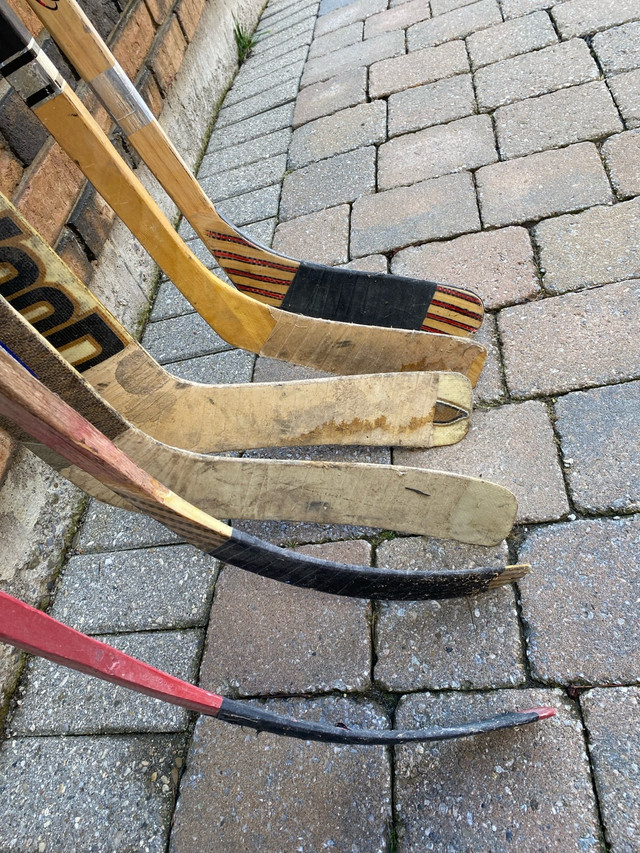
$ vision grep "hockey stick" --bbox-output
[0,7,487,381]
[0,194,472,452]
[0,342,525,599]
[21,0,484,338]
[0,294,516,544]
[0,591,555,744]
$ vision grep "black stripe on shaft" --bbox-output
[211,529,502,600]
[217,700,544,744]
[0,47,36,78]
[0,0,32,65]
[25,85,56,108]
[281,261,438,330]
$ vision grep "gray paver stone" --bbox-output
[199,541,371,696]
[170,697,391,853]
[388,73,476,137]
[216,79,301,129]
[476,142,613,228]
[379,114,497,189]
[495,81,623,160]
[364,0,431,38]
[307,20,363,60]
[142,312,232,364]
[288,100,386,168]
[200,154,286,203]
[467,10,557,69]
[432,0,480,13]
[11,631,202,735]
[251,19,315,61]
[407,0,502,50]
[610,68,640,128]
[552,0,640,39]
[273,203,350,264]
[555,381,640,514]
[369,39,469,98]
[391,225,540,309]
[0,734,185,853]
[519,516,640,684]
[165,349,256,385]
[602,129,640,198]
[216,182,281,226]
[499,279,640,397]
[293,67,367,127]
[199,128,291,177]
[351,171,480,257]
[501,0,550,18]
[534,198,640,293]
[473,313,506,404]
[375,538,525,690]
[301,30,405,87]
[280,146,375,220]
[206,103,295,151]
[396,400,569,523]
[474,38,599,110]
[342,253,388,272]
[223,57,305,108]
[581,687,640,853]
[50,545,218,633]
[315,0,387,37]
[394,689,598,852]
[254,4,316,39]
[593,21,640,74]
[150,277,196,321]
[76,502,181,553]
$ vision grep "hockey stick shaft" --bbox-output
[0,343,525,598]
[0,590,555,743]
[21,0,484,337]
[0,4,487,381]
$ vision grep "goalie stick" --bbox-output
[0,193,473,452]
[0,295,517,544]
[0,591,555,744]
[0,342,526,599]
[21,0,484,338]
[0,6,487,382]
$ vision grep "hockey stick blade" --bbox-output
[0,590,555,744]
[0,10,487,382]
[0,194,472,451]
[21,0,484,338]
[0,344,526,599]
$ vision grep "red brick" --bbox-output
[139,70,165,118]
[0,143,23,199]
[176,0,206,41]
[54,228,95,287]
[16,142,85,245]
[112,1,156,82]
[144,0,173,27]
[151,15,188,94]
[8,0,43,38]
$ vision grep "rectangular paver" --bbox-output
[520,516,640,684]
[467,10,557,69]
[551,0,640,39]
[351,171,480,256]
[407,0,502,50]
[379,114,497,189]
[593,21,640,74]
[609,67,640,127]
[494,81,623,160]
[476,142,612,227]
[388,74,476,136]
[201,153,287,203]
[199,128,291,177]
[307,20,363,59]
[142,312,232,364]
[364,0,431,38]
[391,225,540,309]
[288,100,386,168]
[301,30,405,87]
[602,129,640,198]
[315,0,387,37]
[474,38,600,110]
[533,197,640,293]
[396,400,570,523]
[369,39,469,98]
[293,67,367,127]
[280,146,376,220]
[501,0,550,17]
[499,279,640,397]
[273,203,350,265]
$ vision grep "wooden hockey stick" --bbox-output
[0,342,526,599]
[0,7,487,382]
[21,0,484,338]
[0,194,472,452]
[0,295,516,544]
[0,591,555,744]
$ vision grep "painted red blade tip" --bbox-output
[521,706,557,720]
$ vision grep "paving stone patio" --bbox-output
[1,0,639,849]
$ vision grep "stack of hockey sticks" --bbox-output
[0,1,556,742]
